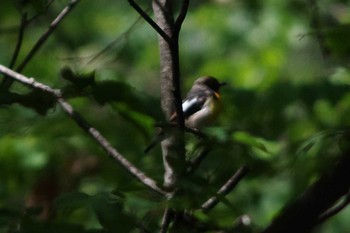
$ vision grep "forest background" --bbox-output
[1,0,350,232]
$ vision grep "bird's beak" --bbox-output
[220,82,227,87]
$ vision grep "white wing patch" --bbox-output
[182,97,199,113]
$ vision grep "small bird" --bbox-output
[144,76,226,153]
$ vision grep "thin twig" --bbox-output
[16,0,80,72]
[128,0,171,43]
[9,13,27,69]
[160,208,173,233]
[26,0,56,23]
[2,0,80,90]
[0,64,166,196]
[201,166,249,212]
[174,0,189,32]
[1,13,28,91]
[318,191,350,223]
[86,16,142,66]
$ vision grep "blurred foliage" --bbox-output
[1,0,350,232]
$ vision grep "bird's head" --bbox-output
[194,76,226,92]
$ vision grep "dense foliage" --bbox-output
[1,0,350,232]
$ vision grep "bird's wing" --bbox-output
[182,94,207,118]
[169,94,207,122]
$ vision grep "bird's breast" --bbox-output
[185,95,221,129]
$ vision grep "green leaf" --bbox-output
[91,80,161,119]
[232,131,268,152]
[61,67,95,90]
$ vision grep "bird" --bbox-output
[144,76,226,153]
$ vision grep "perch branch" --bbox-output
[201,166,249,212]
[153,122,207,138]
[0,64,166,196]
[152,0,186,189]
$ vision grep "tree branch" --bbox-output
[153,122,207,138]
[0,0,81,90]
[174,0,189,32]
[26,0,56,23]
[17,0,80,72]
[262,148,350,233]
[317,191,350,224]
[0,13,27,92]
[152,0,185,190]
[127,0,171,43]
[0,64,166,196]
[201,166,250,212]
[9,13,27,69]
[86,16,142,66]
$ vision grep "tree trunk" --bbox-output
[152,0,185,190]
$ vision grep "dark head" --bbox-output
[194,76,226,92]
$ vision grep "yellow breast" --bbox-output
[186,93,222,129]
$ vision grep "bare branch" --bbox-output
[0,13,27,91]
[0,64,166,196]
[153,122,207,138]
[0,65,61,94]
[318,191,350,224]
[174,0,189,32]
[201,166,249,212]
[128,0,171,43]
[0,1,56,34]
[26,0,56,23]
[9,13,27,69]
[86,16,142,66]
[17,0,80,72]
[1,0,80,90]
